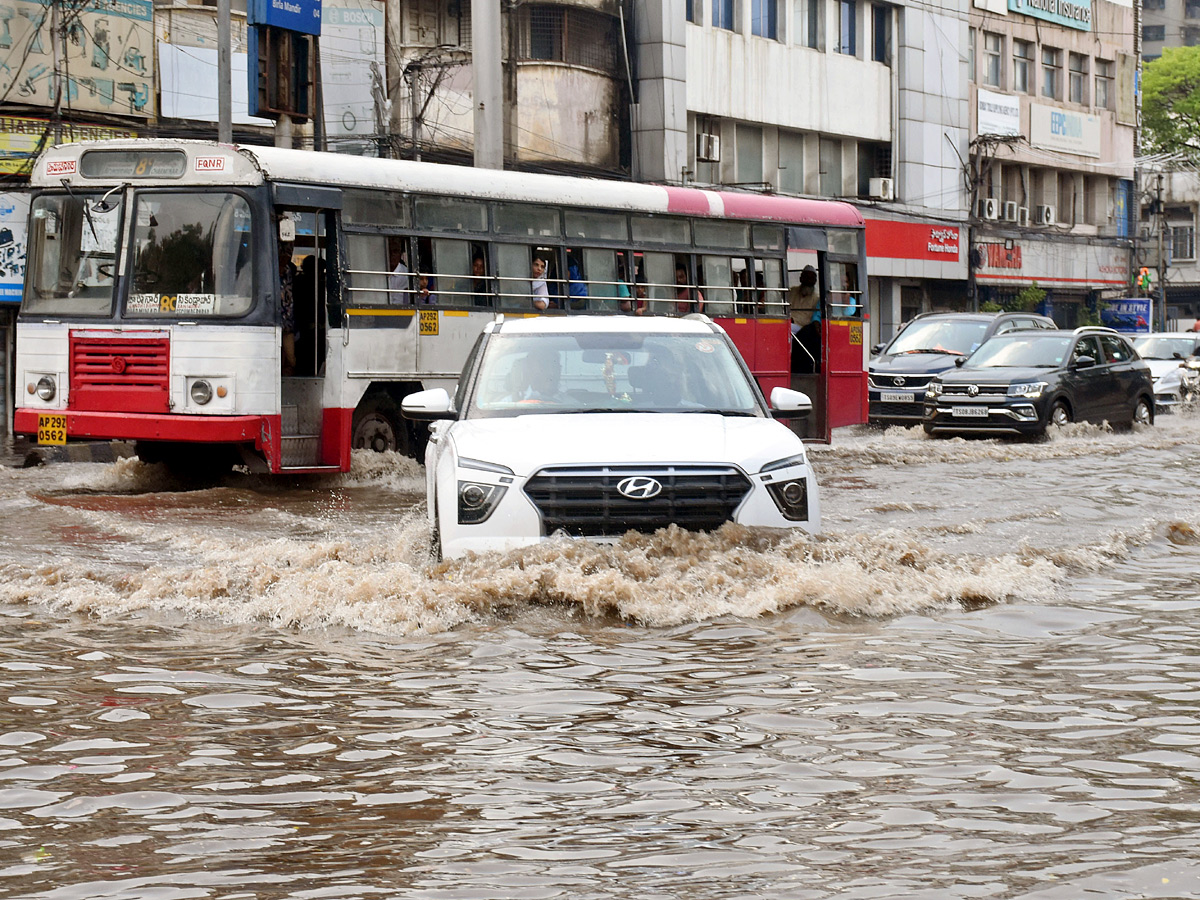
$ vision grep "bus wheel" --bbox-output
[135,441,235,482]
[352,393,409,455]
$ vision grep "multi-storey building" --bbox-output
[967,0,1137,324]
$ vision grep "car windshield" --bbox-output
[1132,336,1198,359]
[886,319,989,356]
[967,334,1072,368]
[468,332,764,417]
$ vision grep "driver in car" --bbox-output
[504,349,568,403]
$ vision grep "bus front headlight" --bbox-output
[190,379,213,405]
[35,376,56,402]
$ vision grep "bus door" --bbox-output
[275,191,338,470]
[823,232,868,429]
[785,244,828,441]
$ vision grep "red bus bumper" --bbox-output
[14,408,269,444]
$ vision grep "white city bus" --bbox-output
[14,139,867,474]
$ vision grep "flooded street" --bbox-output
[2,415,1200,900]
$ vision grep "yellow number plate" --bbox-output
[419,309,439,336]
[849,322,863,345]
[37,414,67,445]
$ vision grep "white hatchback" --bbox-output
[402,315,820,560]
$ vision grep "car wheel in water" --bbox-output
[1049,400,1072,429]
[1133,397,1153,428]
[351,393,409,455]
[922,423,936,436]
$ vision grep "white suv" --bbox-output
[402,315,821,560]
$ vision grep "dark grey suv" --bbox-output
[923,327,1155,437]
[869,312,1056,426]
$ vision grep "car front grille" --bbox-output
[870,401,925,419]
[868,375,932,390]
[524,465,752,537]
[940,383,1009,397]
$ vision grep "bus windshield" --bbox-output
[22,192,121,316]
[128,192,255,317]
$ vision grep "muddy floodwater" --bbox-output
[2,414,1200,899]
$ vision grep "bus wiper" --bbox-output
[61,178,98,244]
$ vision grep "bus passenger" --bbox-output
[416,273,437,304]
[388,241,411,303]
[471,254,491,307]
[567,253,588,310]
[531,256,551,310]
[675,263,704,315]
[279,239,297,376]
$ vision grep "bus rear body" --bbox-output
[14,140,867,473]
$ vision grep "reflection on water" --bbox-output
[1,420,1200,898]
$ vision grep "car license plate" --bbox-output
[880,391,915,403]
[951,405,989,418]
[37,414,67,445]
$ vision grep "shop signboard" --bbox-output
[1030,104,1101,158]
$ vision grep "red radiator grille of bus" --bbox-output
[69,333,170,413]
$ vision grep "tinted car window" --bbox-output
[1072,336,1101,364]
[1099,334,1132,364]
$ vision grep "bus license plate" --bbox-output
[880,391,915,403]
[37,414,67,445]
[951,405,989,418]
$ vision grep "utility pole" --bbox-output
[471,0,503,169]
[1157,172,1166,332]
[218,0,232,143]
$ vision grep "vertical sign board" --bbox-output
[0,193,30,304]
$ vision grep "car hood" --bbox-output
[447,414,806,477]
[1142,359,1186,380]
[936,365,1054,385]
[870,353,965,376]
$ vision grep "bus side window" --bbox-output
[345,233,388,306]
[582,248,625,312]
[434,239,491,307]
[701,255,735,316]
[829,261,861,317]
[565,250,588,310]
[495,243,531,310]
[640,251,675,315]
[386,236,412,305]
[760,258,784,314]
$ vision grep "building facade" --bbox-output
[968,0,1137,326]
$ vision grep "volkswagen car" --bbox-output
[923,326,1155,437]
[1131,332,1200,412]
[402,315,820,559]
[869,312,1056,426]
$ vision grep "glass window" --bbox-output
[1094,60,1112,108]
[434,239,492,307]
[128,193,254,317]
[871,4,889,63]
[1069,53,1088,104]
[1042,47,1061,99]
[778,131,805,194]
[631,216,690,245]
[493,203,560,237]
[345,233,388,306]
[495,243,542,311]
[1188,0,1200,17]
[1013,40,1032,93]
[635,251,678,314]
[838,0,856,55]
[1099,334,1132,364]
[819,137,842,196]
[582,248,628,311]
[968,28,976,81]
[694,219,751,249]
[1072,336,1101,364]
[759,257,785,312]
[828,260,860,316]
[735,125,764,184]
[414,196,488,232]
[753,225,784,250]
[687,0,700,24]
[23,193,121,316]
[983,32,1002,87]
[752,0,777,38]
[565,210,629,241]
[713,0,735,30]
[701,256,736,315]
[1143,25,1165,42]
[343,190,409,227]
[828,230,859,255]
[1173,224,1196,260]
[804,0,819,48]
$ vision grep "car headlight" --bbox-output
[766,477,810,522]
[458,480,507,524]
[759,453,807,473]
[1157,369,1183,389]
[35,376,56,402]
[1008,381,1048,398]
[190,379,213,405]
[925,382,943,397]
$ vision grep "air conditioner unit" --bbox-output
[977,197,999,220]
[1002,201,1019,222]
[1036,204,1056,225]
[868,177,894,201]
[1017,206,1030,226]
[696,132,721,163]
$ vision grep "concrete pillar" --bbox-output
[472,0,503,169]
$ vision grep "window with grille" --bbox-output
[519,6,618,73]
[1173,224,1196,260]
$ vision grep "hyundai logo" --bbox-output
[892,376,906,387]
[616,476,663,500]
[967,384,980,397]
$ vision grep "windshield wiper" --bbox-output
[900,348,964,355]
[671,409,758,416]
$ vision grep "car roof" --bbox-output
[1133,332,1199,339]
[487,315,720,336]
[911,311,1051,322]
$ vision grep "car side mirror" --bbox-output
[871,343,886,355]
[954,357,966,367]
[401,388,456,421]
[1072,355,1096,369]
[769,386,812,419]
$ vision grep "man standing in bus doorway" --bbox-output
[279,239,298,376]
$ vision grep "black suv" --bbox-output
[923,327,1155,437]
[869,312,1056,426]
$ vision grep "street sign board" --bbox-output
[248,0,322,36]
[1101,298,1151,333]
